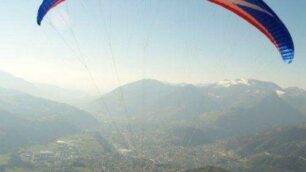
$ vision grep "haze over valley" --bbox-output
[0,71,306,172]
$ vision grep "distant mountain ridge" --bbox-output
[0,87,98,154]
[216,94,305,137]
[0,70,92,107]
[88,78,306,145]
[88,78,306,117]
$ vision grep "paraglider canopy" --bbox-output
[37,0,295,64]
[37,0,65,25]
[208,0,295,64]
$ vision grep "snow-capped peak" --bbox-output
[276,89,286,96]
[216,79,250,87]
[237,78,250,85]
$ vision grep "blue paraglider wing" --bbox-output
[209,0,294,64]
[37,0,65,25]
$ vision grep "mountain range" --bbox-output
[88,78,306,144]
[0,71,306,171]
[0,74,98,154]
[0,70,92,107]
[89,78,306,117]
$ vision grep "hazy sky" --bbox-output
[0,0,305,94]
